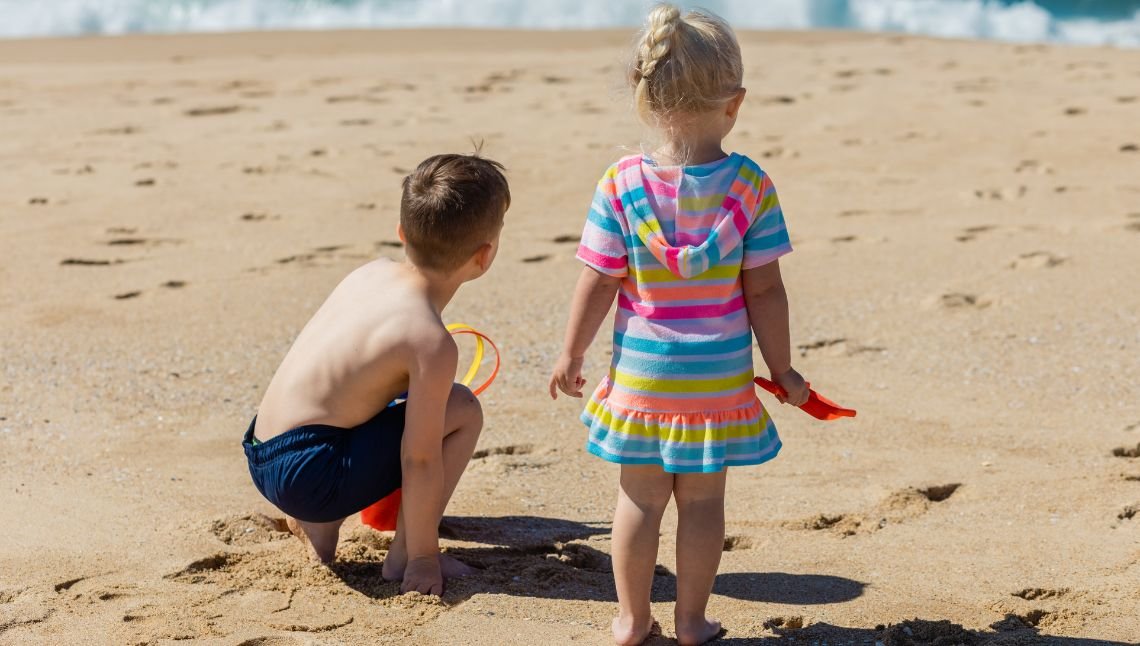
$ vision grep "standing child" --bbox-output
[548,5,810,645]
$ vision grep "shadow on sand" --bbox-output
[670,617,1135,646]
[333,515,865,609]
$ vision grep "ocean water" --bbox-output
[1,0,1139,47]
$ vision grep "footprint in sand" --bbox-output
[134,178,155,187]
[91,125,139,136]
[106,237,181,247]
[956,225,997,242]
[339,118,373,127]
[552,234,579,244]
[184,105,244,117]
[1063,107,1086,116]
[210,513,291,546]
[472,444,533,460]
[1014,159,1053,175]
[464,69,523,94]
[1112,443,1140,458]
[1121,143,1138,153]
[161,281,186,289]
[114,291,142,300]
[786,484,962,537]
[763,616,806,631]
[1012,588,1069,600]
[939,292,991,310]
[375,240,403,249]
[522,254,551,263]
[797,338,885,358]
[974,186,1027,201]
[1009,251,1066,270]
[28,197,48,205]
[61,258,124,266]
[722,535,753,551]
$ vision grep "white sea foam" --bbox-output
[0,0,1137,47]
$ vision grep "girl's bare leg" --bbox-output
[611,464,674,645]
[382,384,483,580]
[673,470,727,645]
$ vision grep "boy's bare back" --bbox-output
[253,258,452,443]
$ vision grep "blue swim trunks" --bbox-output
[242,404,405,523]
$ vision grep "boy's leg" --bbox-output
[382,383,483,580]
[285,517,344,564]
[672,470,727,646]
[611,464,673,646]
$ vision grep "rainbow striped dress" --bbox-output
[576,153,792,473]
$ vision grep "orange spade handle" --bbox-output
[753,377,856,421]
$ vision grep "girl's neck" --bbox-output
[651,115,728,166]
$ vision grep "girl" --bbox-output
[548,5,810,645]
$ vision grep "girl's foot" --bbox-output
[611,615,658,646]
[675,617,723,646]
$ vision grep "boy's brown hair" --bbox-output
[400,153,510,272]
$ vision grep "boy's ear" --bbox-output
[396,223,407,244]
[473,242,494,272]
[726,88,747,118]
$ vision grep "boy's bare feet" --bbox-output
[611,615,658,646]
[382,551,476,581]
[675,617,723,646]
[285,516,344,564]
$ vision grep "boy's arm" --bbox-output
[549,266,622,399]
[741,260,809,406]
[399,333,459,595]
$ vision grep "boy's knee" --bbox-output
[448,383,483,427]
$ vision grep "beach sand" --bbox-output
[1,28,1138,645]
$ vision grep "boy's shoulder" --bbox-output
[340,259,453,348]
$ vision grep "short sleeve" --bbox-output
[576,176,629,277]
[742,172,793,269]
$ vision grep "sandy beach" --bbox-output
[1,28,1138,645]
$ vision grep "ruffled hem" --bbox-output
[581,392,782,473]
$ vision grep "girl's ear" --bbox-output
[726,88,747,118]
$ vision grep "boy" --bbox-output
[242,153,510,596]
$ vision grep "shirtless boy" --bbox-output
[242,153,510,596]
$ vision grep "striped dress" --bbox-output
[576,153,792,473]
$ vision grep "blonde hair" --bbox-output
[630,4,743,124]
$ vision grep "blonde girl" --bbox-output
[549,4,810,644]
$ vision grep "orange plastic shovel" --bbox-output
[753,377,856,421]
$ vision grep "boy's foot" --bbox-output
[382,552,477,581]
[285,516,344,564]
[675,617,723,646]
[611,615,658,646]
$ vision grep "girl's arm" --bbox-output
[549,266,622,399]
[742,260,810,406]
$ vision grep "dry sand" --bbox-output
[1,28,1138,645]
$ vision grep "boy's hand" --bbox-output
[549,353,586,399]
[772,367,809,407]
[401,555,443,596]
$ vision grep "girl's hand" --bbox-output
[549,354,587,399]
[772,367,809,407]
